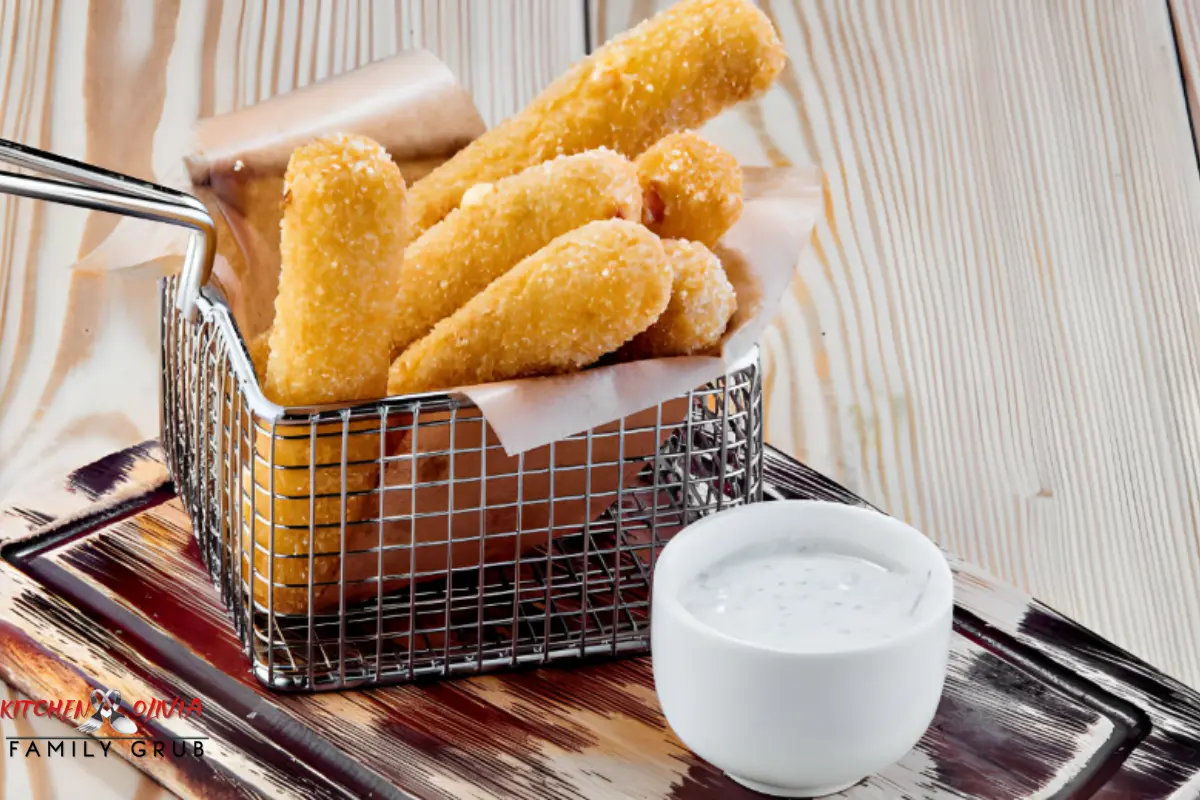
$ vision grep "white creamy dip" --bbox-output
[679,539,929,652]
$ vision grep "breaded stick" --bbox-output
[392,149,642,355]
[617,239,737,359]
[636,131,743,247]
[246,133,406,615]
[265,133,407,405]
[242,416,384,614]
[388,220,671,395]
[406,0,785,237]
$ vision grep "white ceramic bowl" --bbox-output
[652,500,953,797]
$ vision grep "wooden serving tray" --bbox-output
[1,442,1199,798]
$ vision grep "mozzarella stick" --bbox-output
[617,239,737,359]
[392,149,642,355]
[265,133,407,405]
[388,220,671,395]
[247,133,406,615]
[406,0,785,236]
[242,415,384,615]
[636,131,743,247]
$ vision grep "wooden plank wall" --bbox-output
[594,0,1200,687]
[0,0,585,502]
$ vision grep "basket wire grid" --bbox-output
[163,279,764,691]
[0,136,765,692]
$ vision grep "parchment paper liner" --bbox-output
[184,52,820,615]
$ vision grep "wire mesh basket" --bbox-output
[162,276,764,691]
[0,136,764,692]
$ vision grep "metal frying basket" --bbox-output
[3,139,765,692]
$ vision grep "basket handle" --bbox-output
[0,137,215,321]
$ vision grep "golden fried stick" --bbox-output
[242,416,387,615]
[245,133,407,615]
[636,131,743,247]
[265,133,407,404]
[617,239,737,359]
[388,220,671,394]
[406,0,785,237]
[391,149,642,355]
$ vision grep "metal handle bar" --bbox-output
[0,137,215,321]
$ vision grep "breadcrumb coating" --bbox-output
[636,131,743,247]
[618,239,736,359]
[405,0,785,236]
[388,220,672,394]
[392,149,642,355]
[264,133,407,406]
[242,419,383,614]
[249,133,406,614]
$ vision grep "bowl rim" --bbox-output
[653,500,954,659]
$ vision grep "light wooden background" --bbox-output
[5,0,1200,795]
[596,0,1200,690]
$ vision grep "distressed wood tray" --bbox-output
[1,442,1199,799]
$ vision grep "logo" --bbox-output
[5,687,207,760]
[77,689,138,735]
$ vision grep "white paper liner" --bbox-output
[462,166,821,454]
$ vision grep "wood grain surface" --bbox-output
[4,443,1200,798]
[596,0,1200,689]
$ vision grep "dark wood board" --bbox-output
[1,442,1199,798]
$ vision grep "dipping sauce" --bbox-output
[679,540,929,651]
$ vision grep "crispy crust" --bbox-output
[636,131,743,247]
[617,239,737,359]
[388,220,672,394]
[265,133,407,406]
[250,133,406,615]
[405,0,784,236]
[392,149,641,355]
